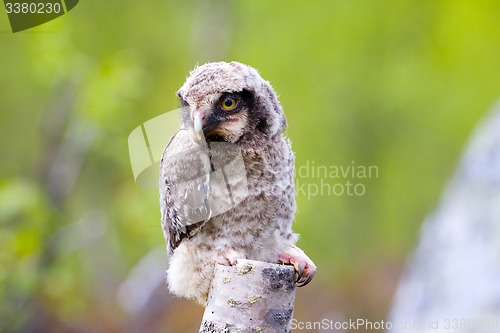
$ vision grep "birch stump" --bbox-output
[199,259,296,333]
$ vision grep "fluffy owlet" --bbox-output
[159,61,316,305]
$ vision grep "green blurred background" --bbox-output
[1,1,499,332]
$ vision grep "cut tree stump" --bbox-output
[199,259,296,333]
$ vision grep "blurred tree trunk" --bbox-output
[17,76,95,333]
[388,101,500,333]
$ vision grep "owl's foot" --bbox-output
[279,246,316,287]
[217,248,246,266]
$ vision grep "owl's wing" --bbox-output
[159,129,211,254]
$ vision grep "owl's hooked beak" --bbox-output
[191,108,228,142]
[192,111,204,141]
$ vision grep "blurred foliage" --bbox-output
[1,0,499,332]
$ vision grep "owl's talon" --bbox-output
[297,275,313,287]
[296,265,305,282]
[278,247,316,287]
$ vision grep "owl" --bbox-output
[159,61,316,305]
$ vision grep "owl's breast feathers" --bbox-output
[159,129,295,255]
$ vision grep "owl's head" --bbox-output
[177,62,287,143]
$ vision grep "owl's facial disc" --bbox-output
[192,91,252,143]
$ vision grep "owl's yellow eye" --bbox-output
[221,97,237,111]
